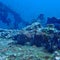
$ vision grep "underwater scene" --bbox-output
[0,0,60,60]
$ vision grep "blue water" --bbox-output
[0,0,60,29]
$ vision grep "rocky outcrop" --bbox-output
[12,22,60,53]
[0,21,60,53]
[47,17,60,30]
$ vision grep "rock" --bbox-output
[4,22,59,53]
[47,17,60,30]
[7,55,16,60]
[37,14,46,26]
[12,34,29,45]
[53,51,60,60]
[23,22,41,31]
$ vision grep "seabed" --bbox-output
[0,22,60,60]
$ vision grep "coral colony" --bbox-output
[0,2,60,60]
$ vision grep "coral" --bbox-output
[0,27,60,60]
[0,21,59,53]
[12,22,60,53]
